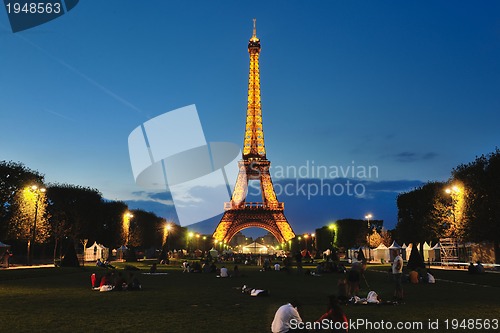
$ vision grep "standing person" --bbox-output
[347,265,361,297]
[392,252,404,301]
[295,251,303,275]
[182,260,190,273]
[315,295,348,332]
[337,277,349,304]
[2,250,10,268]
[271,300,303,332]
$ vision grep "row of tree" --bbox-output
[0,161,187,262]
[314,218,392,252]
[395,148,500,247]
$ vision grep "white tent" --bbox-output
[401,243,409,261]
[389,241,402,262]
[85,242,109,262]
[242,242,269,254]
[422,242,431,261]
[373,243,390,263]
[404,243,413,261]
[209,247,218,258]
[429,242,441,262]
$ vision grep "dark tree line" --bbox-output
[396,149,500,254]
[395,182,449,244]
[315,218,385,252]
[0,160,183,262]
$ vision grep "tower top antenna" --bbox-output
[252,18,257,38]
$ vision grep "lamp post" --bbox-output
[28,185,46,266]
[445,186,460,237]
[328,224,336,248]
[188,232,194,253]
[164,223,172,250]
[303,234,309,252]
[311,233,316,255]
[365,213,373,262]
[196,233,200,250]
[123,212,134,246]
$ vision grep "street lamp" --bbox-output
[163,223,172,249]
[328,224,336,248]
[188,232,194,252]
[28,185,46,266]
[123,212,134,245]
[365,213,373,262]
[444,186,461,237]
[303,234,309,252]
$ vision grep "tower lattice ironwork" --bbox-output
[213,19,295,244]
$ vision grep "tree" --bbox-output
[380,228,393,247]
[100,201,128,249]
[452,149,500,243]
[127,209,165,249]
[368,230,383,248]
[335,219,370,249]
[0,161,45,240]
[395,182,447,243]
[46,184,104,261]
[8,186,50,243]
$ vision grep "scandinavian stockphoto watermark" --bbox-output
[128,105,379,227]
[128,105,241,228]
[290,318,499,331]
[248,160,379,200]
[3,0,80,33]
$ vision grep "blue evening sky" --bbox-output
[1,1,499,236]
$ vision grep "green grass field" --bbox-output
[0,262,499,333]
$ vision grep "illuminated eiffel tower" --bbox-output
[213,20,295,244]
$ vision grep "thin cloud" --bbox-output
[44,108,75,122]
[385,151,439,163]
[14,32,150,119]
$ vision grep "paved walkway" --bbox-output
[1,263,55,270]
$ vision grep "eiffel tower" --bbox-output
[213,20,295,244]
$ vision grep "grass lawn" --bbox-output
[0,262,499,333]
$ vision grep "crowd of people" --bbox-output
[88,248,446,331]
[91,270,141,292]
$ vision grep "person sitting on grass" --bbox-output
[476,261,485,274]
[99,272,113,292]
[233,265,241,277]
[220,266,229,278]
[127,273,142,291]
[241,285,269,297]
[113,272,127,291]
[90,273,100,290]
[315,295,348,333]
[409,269,419,284]
[271,299,304,332]
[104,260,115,269]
